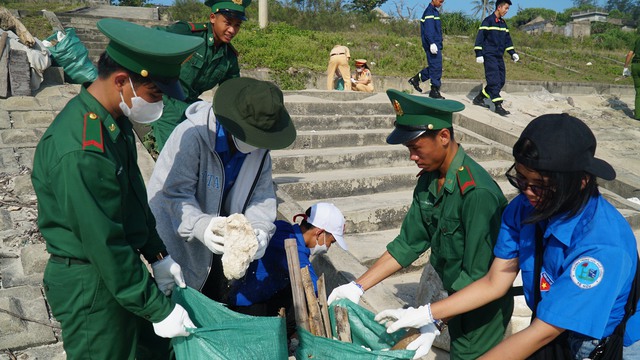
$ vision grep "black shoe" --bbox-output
[494,103,510,116]
[408,74,423,93]
[472,93,489,108]
[429,86,445,99]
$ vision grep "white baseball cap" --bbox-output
[307,202,347,250]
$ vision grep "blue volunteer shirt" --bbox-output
[214,123,247,193]
[231,220,318,306]
[494,194,639,346]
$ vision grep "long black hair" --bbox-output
[513,137,599,224]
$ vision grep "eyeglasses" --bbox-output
[505,164,553,197]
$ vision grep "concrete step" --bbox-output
[285,102,394,116]
[290,114,394,131]
[274,160,513,201]
[274,143,511,173]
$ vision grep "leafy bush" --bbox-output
[167,0,210,22]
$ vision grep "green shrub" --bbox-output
[168,0,210,22]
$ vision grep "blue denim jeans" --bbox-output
[568,332,640,359]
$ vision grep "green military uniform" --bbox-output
[31,19,202,359]
[150,0,251,152]
[385,90,514,359]
[631,37,640,120]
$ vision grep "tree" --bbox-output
[117,0,147,6]
[605,0,636,13]
[572,0,598,7]
[471,0,492,20]
[510,7,558,27]
[348,0,388,13]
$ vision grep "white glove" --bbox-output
[253,228,269,260]
[374,304,434,333]
[512,53,520,62]
[327,281,364,304]
[407,323,440,359]
[429,43,438,55]
[476,56,484,64]
[351,78,357,84]
[151,255,186,296]
[204,216,227,254]
[152,304,196,338]
[623,67,631,77]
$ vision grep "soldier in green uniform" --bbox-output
[150,0,250,152]
[624,36,640,120]
[329,91,514,359]
[31,19,203,360]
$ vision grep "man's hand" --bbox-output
[253,228,269,260]
[203,216,227,254]
[327,281,364,304]
[623,67,631,77]
[429,43,438,55]
[476,56,484,64]
[374,304,434,333]
[151,255,186,296]
[512,53,520,62]
[152,304,196,338]
[407,324,440,359]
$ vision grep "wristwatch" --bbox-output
[433,319,447,332]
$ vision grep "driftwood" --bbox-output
[334,305,352,343]
[0,7,35,47]
[301,266,325,337]
[284,238,309,332]
[316,274,332,338]
[390,328,420,350]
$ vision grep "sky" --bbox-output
[379,0,579,19]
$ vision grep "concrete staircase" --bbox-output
[270,90,640,355]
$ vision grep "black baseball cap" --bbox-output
[514,113,615,180]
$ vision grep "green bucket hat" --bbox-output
[205,0,252,20]
[97,18,203,100]
[386,89,465,145]
[213,78,296,150]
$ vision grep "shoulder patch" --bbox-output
[570,257,604,289]
[188,22,208,32]
[456,165,476,195]
[82,112,104,152]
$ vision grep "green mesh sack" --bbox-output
[295,299,415,359]
[45,28,97,84]
[171,287,288,359]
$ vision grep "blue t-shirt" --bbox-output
[214,123,247,193]
[230,220,318,306]
[494,194,639,346]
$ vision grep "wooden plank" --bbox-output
[334,305,352,343]
[284,238,309,332]
[0,33,8,98]
[316,274,332,338]
[301,266,325,337]
[8,49,31,96]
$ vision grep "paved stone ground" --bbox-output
[0,82,639,359]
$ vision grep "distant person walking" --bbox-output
[623,38,640,120]
[472,0,519,116]
[351,59,374,92]
[408,0,445,99]
[327,45,351,91]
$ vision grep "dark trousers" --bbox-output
[483,54,506,102]
[419,46,443,87]
[43,260,170,360]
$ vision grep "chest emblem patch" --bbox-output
[570,257,603,289]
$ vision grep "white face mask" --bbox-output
[356,67,363,73]
[310,232,328,256]
[119,78,164,124]
[233,135,259,154]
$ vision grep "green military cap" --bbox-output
[97,18,203,100]
[214,78,296,150]
[386,89,465,145]
[205,0,252,20]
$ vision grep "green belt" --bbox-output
[49,254,90,265]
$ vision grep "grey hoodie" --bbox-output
[147,101,276,291]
